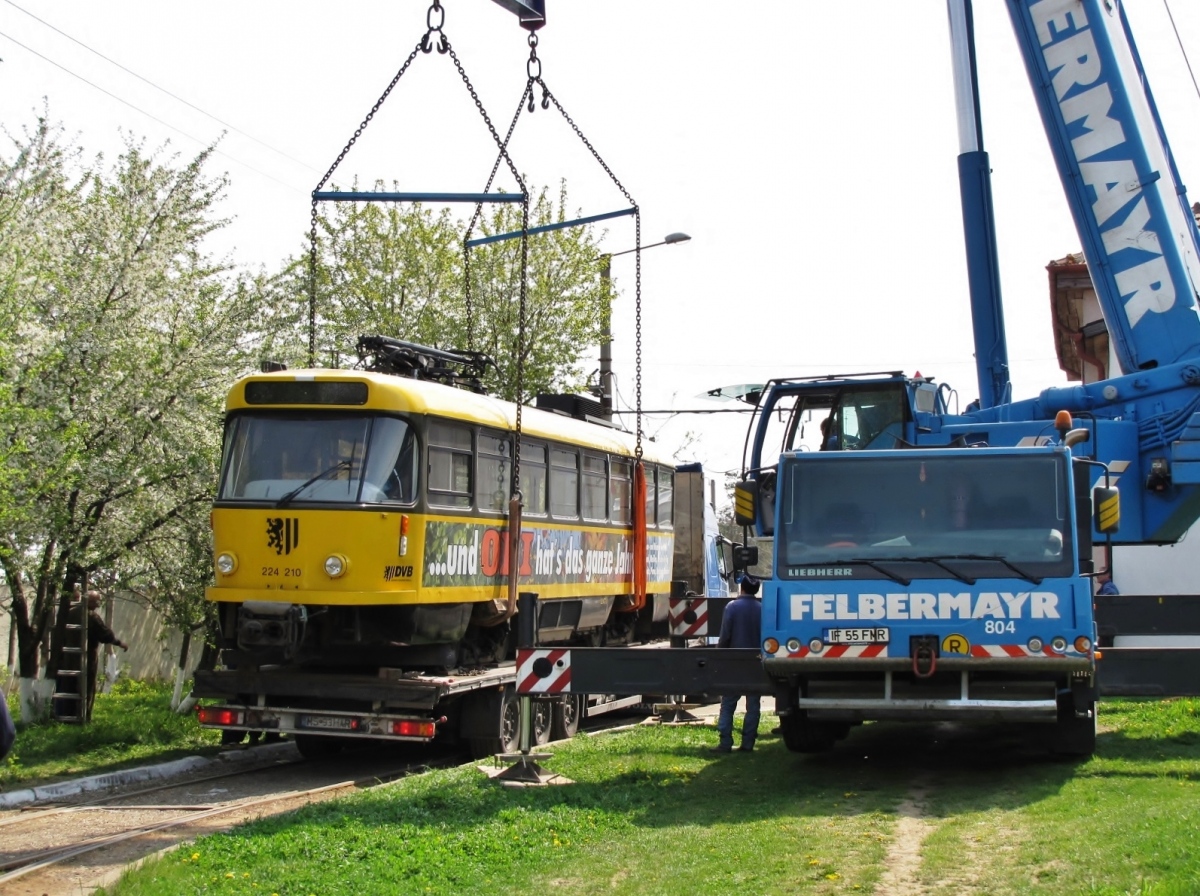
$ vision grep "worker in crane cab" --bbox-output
[820,416,839,451]
[1096,572,1119,596]
[712,574,763,753]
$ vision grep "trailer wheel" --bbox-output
[551,694,583,740]
[1052,694,1097,757]
[532,700,553,746]
[462,685,521,759]
[779,711,837,753]
[295,734,345,760]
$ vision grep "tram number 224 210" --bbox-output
[262,566,302,577]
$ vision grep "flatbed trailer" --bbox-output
[194,652,651,758]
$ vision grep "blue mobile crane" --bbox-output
[519,0,1200,757]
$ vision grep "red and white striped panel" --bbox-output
[516,648,572,694]
[668,598,709,638]
[787,644,889,659]
[969,644,1079,658]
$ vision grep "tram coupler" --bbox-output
[911,636,939,679]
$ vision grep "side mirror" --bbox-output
[733,544,759,571]
[734,480,758,527]
[1093,484,1119,534]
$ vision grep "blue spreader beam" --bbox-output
[313,191,528,204]
[465,206,637,248]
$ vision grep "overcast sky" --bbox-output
[4,1,1200,483]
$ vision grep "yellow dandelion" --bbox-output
[808,859,820,866]
[226,872,235,879]
[825,872,841,881]
[192,853,200,861]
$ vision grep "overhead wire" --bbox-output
[0,28,304,194]
[1162,0,1200,103]
[2,0,320,177]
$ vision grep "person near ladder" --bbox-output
[86,591,128,716]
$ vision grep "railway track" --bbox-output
[0,707,672,895]
[0,745,457,896]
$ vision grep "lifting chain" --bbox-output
[526,33,550,111]
[532,81,642,457]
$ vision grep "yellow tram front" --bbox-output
[207,369,677,669]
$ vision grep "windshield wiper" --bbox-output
[888,554,1042,586]
[275,461,351,508]
[952,553,1043,586]
[885,556,976,585]
[844,558,912,586]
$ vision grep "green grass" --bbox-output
[102,701,1200,896]
[1,678,221,790]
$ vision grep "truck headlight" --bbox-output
[216,552,237,575]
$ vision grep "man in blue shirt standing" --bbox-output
[713,574,762,753]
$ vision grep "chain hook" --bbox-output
[422,1,446,53]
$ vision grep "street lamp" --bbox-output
[599,232,691,419]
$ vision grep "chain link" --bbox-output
[441,42,530,499]
[307,34,426,366]
[463,84,533,352]
[534,82,642,456]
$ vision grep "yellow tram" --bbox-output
[208,361,678,673]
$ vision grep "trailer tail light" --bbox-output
[1074,635,1093,653]
[392,720,435,738]
[197,706,243,727]
[763,638,779,655]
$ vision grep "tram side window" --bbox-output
[428,421,472,508]
[582,454,608,521]
[644,465,657,529]
[611,458,632,524]
[550,448,580,518]
[657,468,674,528]
[520,443,548,515]
[477,432,511,513]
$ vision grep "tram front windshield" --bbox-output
[218,412,417,505]
[776,453,1074,580]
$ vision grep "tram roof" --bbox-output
[227,369,675,464]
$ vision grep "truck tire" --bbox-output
[295,734,345,760]
[462,685,521,759]
[551,694,583,740]
[779,711,838,753]
[532,700,553,746]
[1052,695,1097,757]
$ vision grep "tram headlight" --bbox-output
[786,638,802,654]
[324,554,348,578]
[216,552,237,575]
[1027,637,1044,653]
[1051,636,1068,653]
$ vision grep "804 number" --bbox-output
[261,567,301,577]
[984,620,1016,634]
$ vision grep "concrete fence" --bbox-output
[2,586,205,689]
